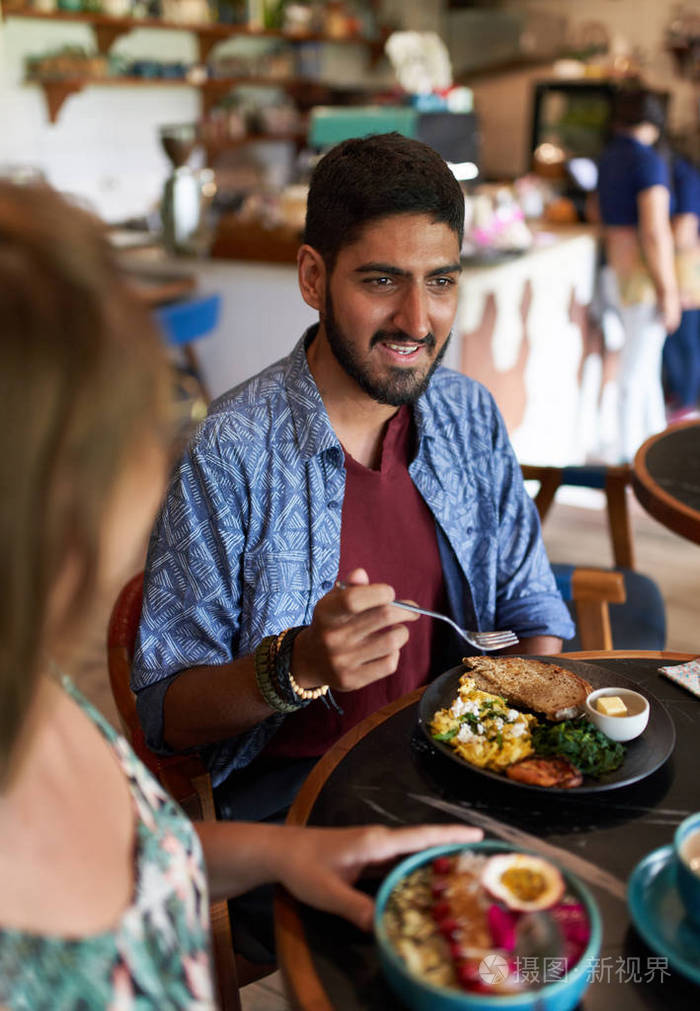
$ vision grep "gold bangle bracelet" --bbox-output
[288,672,330,701]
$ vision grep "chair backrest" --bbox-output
[521,463,635,568]
[107,572,219,817]
[522,464,666,651]
[552,564,625,651]
[107,572,146,751]
[107,572,241,1011]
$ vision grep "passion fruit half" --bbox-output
[481,853,565,912]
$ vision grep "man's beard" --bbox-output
[323,291,450,406]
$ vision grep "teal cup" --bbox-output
[674,812,700,927]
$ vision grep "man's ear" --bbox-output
[298,244,326,311]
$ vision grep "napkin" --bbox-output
[658,659,700,698]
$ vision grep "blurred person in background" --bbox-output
[0,181,483,1009]
[597,87,681,462]
[663,153,700,419]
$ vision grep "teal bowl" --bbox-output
[674,812,700,927]
[374,841,602,1011]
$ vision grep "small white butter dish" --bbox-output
[585,687,649,742]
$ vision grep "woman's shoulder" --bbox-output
[0,678,215,1009]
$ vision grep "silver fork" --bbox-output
[389,600,519,652]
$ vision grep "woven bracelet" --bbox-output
[271,626,308,706]
[254,634,304,714]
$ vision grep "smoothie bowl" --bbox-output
[375,841,602,1011]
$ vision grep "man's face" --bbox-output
[320,213,462,406]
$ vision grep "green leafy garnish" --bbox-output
[433,727,459,742]
[531,717,625,777]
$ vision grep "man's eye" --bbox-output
[366,277,393,287]
[431,277,455,288]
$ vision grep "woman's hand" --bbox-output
[272,823,484,930]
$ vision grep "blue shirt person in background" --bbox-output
[596,88,680,461]
[663,154,700,415]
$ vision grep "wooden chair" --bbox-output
[521,463,666,651]
[107,573,241,1011]
[548,563,626,652]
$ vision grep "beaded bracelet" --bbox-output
[272,626,308,705]
[276,625,332,702]
[288,672,330,701]
[256,626,335,711]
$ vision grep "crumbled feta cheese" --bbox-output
[476,722,484,734]
[492,717,504,731]
[457,724,475,743]
[506,709,519,722]
[450,698,467,718]
[451,697,482,718]
[510,721,527,738]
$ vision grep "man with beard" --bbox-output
[133,133,573,826]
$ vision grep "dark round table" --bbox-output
[275,651,700,1010]
[633,421,700,544]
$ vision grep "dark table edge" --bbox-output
[273,650,694,1011]
[633,421,700,545]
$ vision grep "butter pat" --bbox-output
[596,696,628,717]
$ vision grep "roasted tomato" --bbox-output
[505,756,583,789]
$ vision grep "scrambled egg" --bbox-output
[431,676,537,772]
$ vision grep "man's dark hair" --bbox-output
[304,132,465,270]
[612,87,667,133]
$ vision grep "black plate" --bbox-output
[418,658,676,795]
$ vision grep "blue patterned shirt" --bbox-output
[133,329,574,787]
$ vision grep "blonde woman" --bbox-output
[0,182,481,1009]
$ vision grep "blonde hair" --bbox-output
[0,182,170,778]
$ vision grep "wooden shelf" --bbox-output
[200,74,329,114]
[2,6,383,62]
[27,69,386,120]
[203,131,307,161]
[28,75,192,121]
[30,70,384,121]
[11,5,388,122]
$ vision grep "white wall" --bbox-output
[180,258,315,398]
[0,17,202,220]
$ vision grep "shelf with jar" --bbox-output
[7,0,389,122]
[23,27,389,121]
[198,88,308,159]
[1,2,387,63]
[27,61,383,122]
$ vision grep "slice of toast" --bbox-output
[463,656,592,722]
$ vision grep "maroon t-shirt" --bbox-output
[263,405,447,758]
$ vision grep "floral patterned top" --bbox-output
[0,680,217,1010]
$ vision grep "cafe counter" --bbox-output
[123,222,599,467]
[455,223,599,466]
